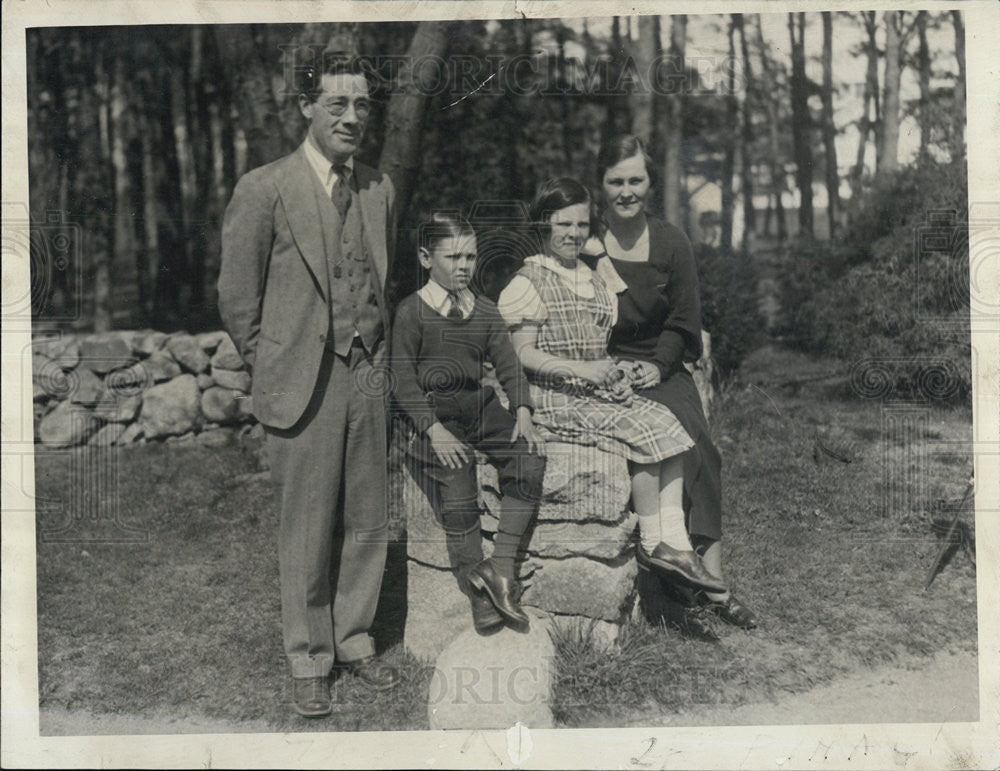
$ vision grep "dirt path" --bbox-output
[40,649,979,736]
[638,649,979,727]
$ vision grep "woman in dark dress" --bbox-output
[587,134,758,629]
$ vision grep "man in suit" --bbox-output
[218,56,399,717]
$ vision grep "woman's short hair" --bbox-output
[596,133,658,189]
[418,211,475,252]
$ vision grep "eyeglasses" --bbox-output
[316,99,372,121]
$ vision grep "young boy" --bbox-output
[391,213,546,632]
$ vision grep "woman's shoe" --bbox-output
[706,593,758,629]
[635,542,728,593]
[468,559,530,629]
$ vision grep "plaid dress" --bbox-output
[517,260,694,464]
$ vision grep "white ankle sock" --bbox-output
[657,504,692,551]
[637,512,661,553]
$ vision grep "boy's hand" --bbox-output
[426,422,471,469]
[511,406,545,456]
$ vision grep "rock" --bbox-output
[685,330,714,419]
[137,351,182,384]
[35,336,80,369]
[68,368,106,405]
[79,337,134,373]
[166,431,197,444]
[404,561,473,662]
[196,330,227,353]
[118,422,144,445]
[37,401,99,447]
[33,381,49,402]
[92,393,141,423]
[212,367,251,392]
[196,427,233,448]
[236,394,255,421]
[210,334,244,370]
[428,607,555,730]
[90,423,126,446]
[131,331,167,357]
[482,515,638,560]
[137,374,202,438]
[520,556,638,622]
[166,334,210,374]
[480,442,631,524]
[196,373,215,390]
[201,386,241,424]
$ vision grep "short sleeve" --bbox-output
[498,275,547,327]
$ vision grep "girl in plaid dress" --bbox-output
[498,178,726,593]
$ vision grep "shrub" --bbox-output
[776,156,970,401]
[696,243,765,376]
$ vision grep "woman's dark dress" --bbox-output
[600,216,722,541]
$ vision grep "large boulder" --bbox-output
[67,368,106,405]
[520,555,638,621]
[196,330,227,353]
[90,423,127,447]
[131,351,181,384]
[130,331,168,357]
[428,608,555,730]
[34,336,80,370]
[37,401,99,448]
[210,334,244,370]
[201,386,241,424]
[92,394,142,423]
[166,334,210,374]
[138,375,202,438]
[211,368,252,392]
[79,337,133,373]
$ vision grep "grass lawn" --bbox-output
[34,346,977,733]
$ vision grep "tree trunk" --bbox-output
[603,17,632,139]
[110,45,138,326]
[879,11,903,175]
[916,11,931,160]
[213,24,296,170]
[756,16,786,241]
[951,10,966,155]
[378,20,451,222]
[788,12,813,240]
[720,16,737,251]
[850,12,879,201]
[93,42,112,332]
[821,12,840,239]
[736,14,756,245]
[662,15,686,227]
[631,16,660,148]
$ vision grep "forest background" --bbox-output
[26,11,970,391]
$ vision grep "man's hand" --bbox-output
[426,422,471,469]
[510,406,545,456]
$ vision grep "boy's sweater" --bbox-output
[391,292,532,434]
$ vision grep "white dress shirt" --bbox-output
[302,136,354,197]
[417,279,476,319]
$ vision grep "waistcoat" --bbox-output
[310,171,383,356]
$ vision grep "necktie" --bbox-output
[330,165,351,220]
[446,291,464,319]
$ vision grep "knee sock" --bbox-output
[491,496,535,579]
[657,455,692,551]
[637,457,691,553]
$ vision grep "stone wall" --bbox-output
[31,330,255,449]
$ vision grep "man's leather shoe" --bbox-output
[636,542,728,593]
[343,656,401,690]
[468,558,529,629]
[292,676,332,717]
[470,590,504,634]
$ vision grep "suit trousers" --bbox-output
[265,340,388,678]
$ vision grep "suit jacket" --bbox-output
[217,145,397,429]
